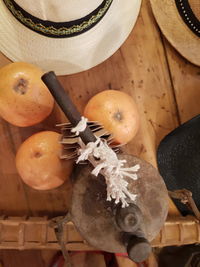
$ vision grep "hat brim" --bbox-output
[0,0,141,75]
[150,0,200,66]
[157,115,200,214]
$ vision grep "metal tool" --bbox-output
[57,121,121,160]
[42,71,169,263]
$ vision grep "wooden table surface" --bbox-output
[0,0,199,266]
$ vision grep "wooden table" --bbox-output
[0,0,199,266]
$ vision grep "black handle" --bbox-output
[115,204,151,262]
[127,235,151,263]
[42,71,96,145]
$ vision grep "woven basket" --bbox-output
[0,215,198,250]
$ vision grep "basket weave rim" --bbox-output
[150,0,200,66]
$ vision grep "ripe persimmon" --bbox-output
[16,131,73,190]
[84,90,140,144]
[0,62,54,127]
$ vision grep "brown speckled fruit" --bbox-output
[16,131,73,190]
[0,62,54,127]
[84,90,140,144]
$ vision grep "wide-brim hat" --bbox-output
[150,0,200,66]
[0,0,141,75]
[157,115,200,215]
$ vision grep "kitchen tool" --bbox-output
[42,72,169,263]
[57,121,120,160]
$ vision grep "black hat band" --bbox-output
[3,0,113,38]
[175,0,200,38]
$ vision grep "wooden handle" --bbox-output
[42,71,96,145]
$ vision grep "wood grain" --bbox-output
[164,40,200,124]
[0,250,108,267]
[116,253,158,267]
[0,250,56,267]
[0,7,179,217]
[1,0,199,264]
[0,2,186,266]
[59,0,179,216]
[70,252,106,267]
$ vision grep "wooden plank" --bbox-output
[0,250,107,267]
[164,40,200,124]
[0,122,29,216]
[70,252,106,267]
[116,253,158,267]
[116,257,138,267]
[120,0,178,166]
[57,0,180,218]
[0,56,29,216]
[0,54,73,217]
[55,0,179,169]
[0,250,54,267]
[0,53,29,216]
[40,250,58,266]
[0,0,181,248]
[0,2,188,267]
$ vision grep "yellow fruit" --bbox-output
[16,131,73,190]
[84,90,140,144]
[0,62,54,126]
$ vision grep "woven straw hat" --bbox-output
[0,0,141,75]
[150,0,200,66]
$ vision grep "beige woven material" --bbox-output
[0,216,199,249]
[188,0,200,20]
[0,0,141,75]
[150,0,200,66]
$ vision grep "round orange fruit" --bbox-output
[16,131,73,190]
[0,62,54,127]
[84,90,140,144]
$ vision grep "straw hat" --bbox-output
[157,115,200,215]
[0,0,141,75]
[150,0,200,66]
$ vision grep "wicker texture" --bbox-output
[0,216,198,250]
[188,0,200,20]
[150,0,200,66]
